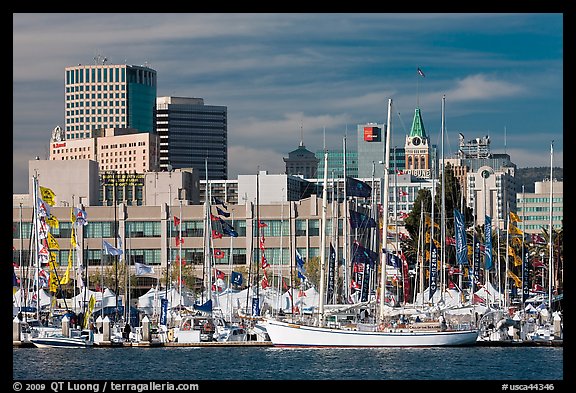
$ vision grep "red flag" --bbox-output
[261,254,270,269]
[212,230,223,239]
[210,214,219,221]
[175,236,184,246]
[214,249,225,259]
[399,190,408,197]
[258,220,267,228]
[298,289,307,297]
[214,269,225,279]
[261,274,270,289]
[282,277,289,291]
[173,216,180,226]
[259,238,266,251]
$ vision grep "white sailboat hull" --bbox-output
[31,336,93,348]
[262,319,479,347]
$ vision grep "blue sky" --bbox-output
[13,13,563,194]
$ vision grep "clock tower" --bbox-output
[404,107,431,179]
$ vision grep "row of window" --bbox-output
[67,116,126,124]
[13,219,345,240]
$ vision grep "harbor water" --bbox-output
[13,346,563,385]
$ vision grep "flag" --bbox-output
[454,209,468,266]
[507,270,522,287]
[531,234,546,244]
[37,198,51,217]
[221,222,238,237]
[484,215,493,270]
[175,236,184,246]
[214,269,225,280]
[282,277,289,291]
[349,209,377,229]
[231,271,243,286]
[399,212,409,219]
[260,275,270,290]
[352,243,378,268]
[399,190,408,197]
[102,240,123,256]
[346,176,372,198]
[510,211,521,223]
[214,249,225,259]
[59,252,73,285]
[417,67,425,77]
[45,214,59,229]
[213,197,227,209]
[135,262,155,276]
[47,232,60,250]
[296,251,307,281]
[261,254,270,269]
[173,216,180,226]
[508,224,523,235]
[84,294,96,329]
[216,207,230,218]
[425,215,440,229]
[212,230,223,239]
[258,220,268,228]
[386,252,401,269]
[73,207,88,226]
[429,242,438,300]
[70,227,77,249]
[39,186,56,206]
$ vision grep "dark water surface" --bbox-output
[13,345,563,382]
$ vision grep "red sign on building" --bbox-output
[363,126,381,142]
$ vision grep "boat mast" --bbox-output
[31,173,40,322]
[379,98,392,322]
[440,94,446,302]
[318,149,329,326]
[548,141,554,311]
[342,135,349,302]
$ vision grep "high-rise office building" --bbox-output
[156,96,228,180]
[64,60,157,140]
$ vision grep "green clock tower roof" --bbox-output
[409,107,426,139]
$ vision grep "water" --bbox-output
[13,346,563,383]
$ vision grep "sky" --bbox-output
[13,13,563,194]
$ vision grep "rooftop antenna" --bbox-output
[504,126,507,155]
[300,119,304,147]
[323,126,326,150]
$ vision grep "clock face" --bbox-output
[481,170,491,179]
[412,137,421,146]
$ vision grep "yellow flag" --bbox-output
[39,186,56,206]
[510,211,521,223]
[507,270,522,287]
[71,227,77,249]
[49,258,59,293]
[511,236,522,247]
[508,224,523,235]
[84,294,96,329]
[60,252,73,285]
[47,232,60,250]
[513,254,523,267]
[70,207,76,224]
[45,214,59,229]
[508,245,516,257]
[425,216,440,229]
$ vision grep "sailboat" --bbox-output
[259,98,479,347]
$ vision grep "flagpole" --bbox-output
[179,199,182,308]
[548,141,554,312]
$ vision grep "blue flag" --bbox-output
[212,197,227,209]
[296,251,307,280]
[454,209,468,265]
[231,271,243,286]
[484,215,493,270]
[346,177,372,198]
[102,240,123,256]
[349,209,377,229]
[216,206,230,218]
[429,242,438,300]
[193,299,213,313]
[352,243,378,268]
